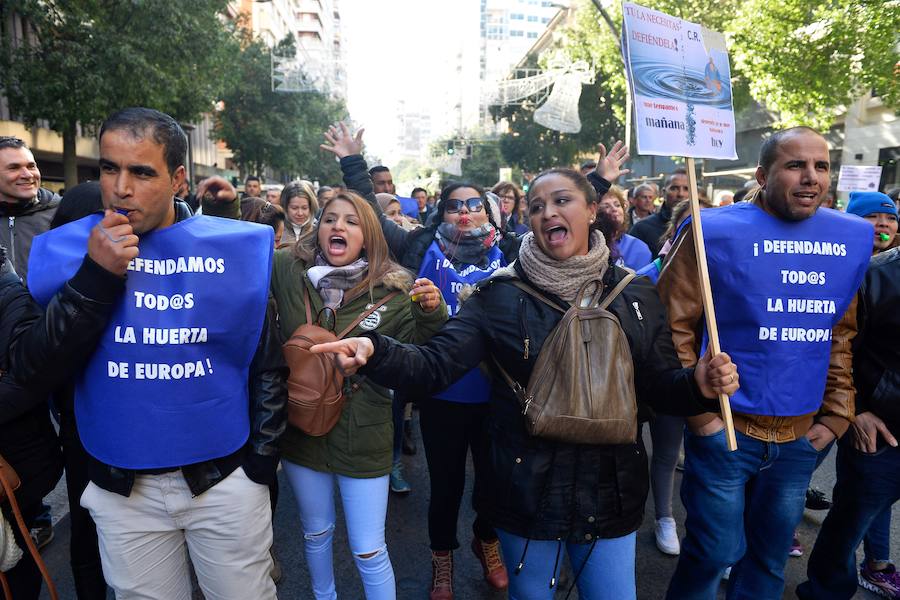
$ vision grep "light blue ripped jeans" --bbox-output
[283,462,395,599]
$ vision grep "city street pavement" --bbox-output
[38,416,896,599]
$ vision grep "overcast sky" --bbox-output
[341,0,478,161]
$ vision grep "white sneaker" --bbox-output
[722,566,732,581]
[654,517,681,555]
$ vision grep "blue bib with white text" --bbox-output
[418,240,506,404]
[698,203,871,416]
[28,214,273,469]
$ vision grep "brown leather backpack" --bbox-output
[494,274,638,445]
[282,286,398,437]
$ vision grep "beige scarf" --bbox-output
[517,230,610,302]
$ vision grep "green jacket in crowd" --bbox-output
[270,249,447,478]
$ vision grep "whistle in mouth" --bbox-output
[879,233,890,242]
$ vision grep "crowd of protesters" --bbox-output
[0,107,898,600]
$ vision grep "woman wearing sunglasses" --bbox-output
[269,190,447,599]
[321,124,627,600]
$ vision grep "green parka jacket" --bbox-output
[270,249,447,477]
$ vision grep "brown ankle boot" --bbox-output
[430,550,453,600]
[471,537,509,590]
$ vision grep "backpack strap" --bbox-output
[0,454,59,600]
[492,357,529,411]
[598,272,636,310]
[506,280,567,313]
[302,284,314,326]
[302,284,399,338]
[505,273,635,313]
[336,291,400,338]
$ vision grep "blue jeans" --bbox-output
[649,414,684,519]
[665,429,821,600]
[864,506,892,563]
[283,462,395,600]
[496,529,636,600]
[797,437,900,599]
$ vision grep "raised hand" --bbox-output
[310,337,375,376]
[410,277,442,313]
[88,209,139,276]
[195,176,237,204]
[594,141,631,182]
[320,122,365,159]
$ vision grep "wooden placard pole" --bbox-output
[685,157,738,452]
[625,84,633,154]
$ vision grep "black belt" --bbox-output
[136,466,180,475]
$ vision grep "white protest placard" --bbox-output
[622,2,738,160]
[837,165,883,192]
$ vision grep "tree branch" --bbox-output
[589,0,621,50]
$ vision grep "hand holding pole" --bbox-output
[686,157,738,451]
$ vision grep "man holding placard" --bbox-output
[659,127,873,599]
[26,108,286,599]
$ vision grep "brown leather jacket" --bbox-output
[657,205,857,442]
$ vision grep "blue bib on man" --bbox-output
[28,214,273,469]
[419,240,506,404]
[699,203,871,416]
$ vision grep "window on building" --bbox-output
[511,13,524,19]
[541,17,551,23]
[879,146,900,192]
[527,31,538,38]
[527,15,538,22]
[510,30,524,37]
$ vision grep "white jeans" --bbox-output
[283,462,395,600]
[80,467,276,600]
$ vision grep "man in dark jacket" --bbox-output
[0,137,59,283]
[1,137,62,560]
[797,247,900,599]
[1,219,129,598]
[23,108,287,599]
[628,168,689,258]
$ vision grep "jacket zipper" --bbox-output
[7,217,15,269]
[518,296,530,359]
[632,301,643,321]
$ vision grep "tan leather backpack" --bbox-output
[282,286,397,437]
[494,274,638,445]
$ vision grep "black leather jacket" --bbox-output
[10,203,288,497]
[854,247,900,435]
[1,249,120,508]
[360,260,713,542]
